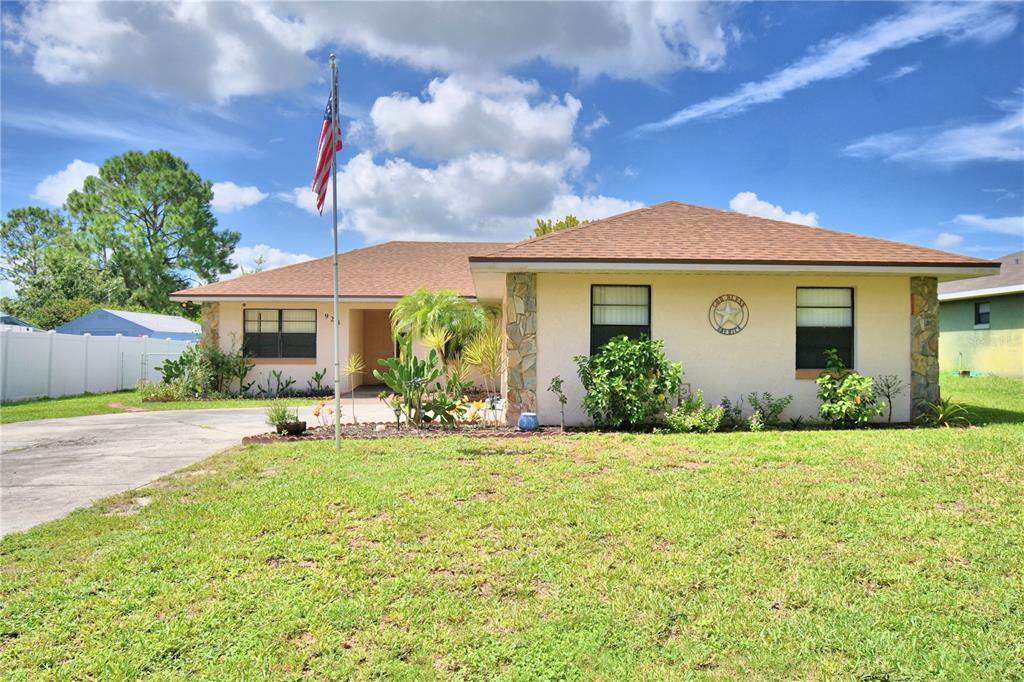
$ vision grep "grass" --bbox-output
[0,390,315,424]
[1,377,1022,679]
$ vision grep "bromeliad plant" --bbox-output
[574,335,682,430]
[816,349,885,427]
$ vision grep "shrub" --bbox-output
[155,340,254,397]
[138,380,191,402]
[666,390,724,434]
[815,349,885,427]
[747,392,793,429]
[265,401,298,429]
[719,396,746,431]
[373,337,443,428]
[574,335,682,430]
[916,397,971,428]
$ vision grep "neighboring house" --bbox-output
[938,251,1023,378]
[55,308,201,341]
[0,312,38,331]
[172,201,999,424]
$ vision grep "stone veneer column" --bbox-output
[505,273,537,425]
[910,276,940,420]
[200,301,220,348]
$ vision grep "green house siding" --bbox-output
[939,293,1024,378]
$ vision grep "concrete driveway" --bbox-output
[0,399,394,536]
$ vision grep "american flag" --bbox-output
[312,96,343,215]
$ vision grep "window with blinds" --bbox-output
[243,308,316,358]
[591,285,651,354]
[796,288,853,369]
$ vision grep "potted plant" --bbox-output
[266,401,306,436]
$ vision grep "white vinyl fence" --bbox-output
[0,329,192,403]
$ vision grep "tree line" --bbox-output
[1,150,239,329]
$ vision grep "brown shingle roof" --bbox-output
[939,251,1023,297]
[172,241,509,299]
[470,201,997,268]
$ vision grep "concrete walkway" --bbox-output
[0,399,394,536]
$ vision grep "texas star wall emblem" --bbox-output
[709,294,748,335]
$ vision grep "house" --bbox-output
[172,201,999,424]
[937,251,1023,378]
[0,312,38,332]
[55,308,201,342]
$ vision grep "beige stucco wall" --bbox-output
[217,300,395,393]
[535,272,913,425]
[216,300,488,394]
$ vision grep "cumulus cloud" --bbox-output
[954,214,1024,238]
[370,76,581,161]
[225,244,314,279]
[635,3,1016,133]
[728,192,818,226]
[283,151,639,242]
[935,232,964,250]
[843,97,1023,166]
[5,1,732,102]
[31,159,99,206]
[211,181,268,212]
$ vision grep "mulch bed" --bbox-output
[242,422,568,444]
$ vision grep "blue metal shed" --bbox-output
[55,309,200,341]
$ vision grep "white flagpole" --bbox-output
[330,53,341,449]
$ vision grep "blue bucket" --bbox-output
[517,412,539,431]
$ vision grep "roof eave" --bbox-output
[938,283,1024,301]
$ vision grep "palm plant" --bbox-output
[463,320,504,425]
[343,353,364,424]
[390,287,488,362]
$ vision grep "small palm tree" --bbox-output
[343,353,365,424]
[463,321,504,425]
[390,287,488,361]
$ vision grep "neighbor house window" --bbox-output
[591,285,651,355]
[796,288,853,369]
[243,308,316,358]
[974,302,990,328]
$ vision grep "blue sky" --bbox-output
[2,1,1022,293]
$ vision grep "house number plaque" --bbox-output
[709,294,748,335]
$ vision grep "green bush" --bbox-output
[815,349,885,427]
[138,380,192,402]
[155,340,254,397]
[747,392,793,429]
[574,335,682,430]
[666,390,724,434]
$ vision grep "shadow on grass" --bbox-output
[961,403,1024,425]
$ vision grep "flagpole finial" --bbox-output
[329,53,336,63]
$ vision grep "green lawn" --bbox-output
[0,390,314,424]
[1,376,1022,679]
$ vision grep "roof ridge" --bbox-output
[499,202,657,252]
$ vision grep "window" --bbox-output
[591,285,651,354]
[243,308,316,358]
[974,302,991,328]
[796,288,853,369]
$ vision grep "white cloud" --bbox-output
[224,244,314,279]
[635,3,1016,133]
[954,214,1024,238]
[282,150,639,242]
[31,159,99,206]
[5,1,732,102]
[582,112,610,139]
[728,192,818,226]
[842,99,1023,166]
[878,62,920,82]
[370,76,581,162]
[935,232,964,249]
[211,181,268,212]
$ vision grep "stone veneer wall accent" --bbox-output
[505,273,537,425]
[200,301,220,348]
[910,276,940,419]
